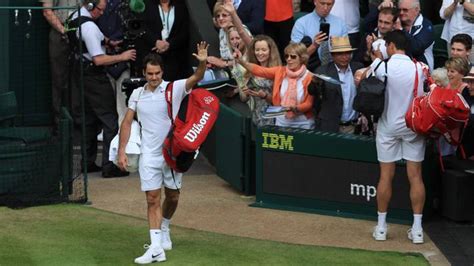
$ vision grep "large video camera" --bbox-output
[118,2,146,51]
[114,1,146,76]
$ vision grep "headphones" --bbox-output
[84,0,99,11]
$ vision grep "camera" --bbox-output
[116,2,146,75]
[117,1,146,50]
[120,18,145,51]
[122,77,146,93]
[122,77,147,105]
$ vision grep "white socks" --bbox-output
[377,212,387,229]
[150,229,161,247]
[161,218,171,230]
[377,212,422,231]
[412,214,423,231]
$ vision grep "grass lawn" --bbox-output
[0,204,428,265]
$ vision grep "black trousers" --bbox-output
[48,29,72,130]
[74,63,119,170]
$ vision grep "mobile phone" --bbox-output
[320,22,330,37]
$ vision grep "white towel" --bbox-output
[109,120,141,172]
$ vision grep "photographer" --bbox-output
[70,0,136,177]
[440,0,474,63]
[97,0,130,123]
[136,0,192,81]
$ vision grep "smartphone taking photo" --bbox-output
[320,22,330,37]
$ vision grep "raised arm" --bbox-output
[185,41,209,91]
[440,0,458,19]
[234,48,278,80]
[223,0,253,45]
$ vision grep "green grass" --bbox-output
[0,204,429,265]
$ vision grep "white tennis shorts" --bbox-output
[376,131,426,163]
[138,154,183,191]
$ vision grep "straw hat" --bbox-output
[463,66,474,80]
[330,36,357,53]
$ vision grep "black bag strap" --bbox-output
[367,59,388,88]
[65,15,95,47]
[135,87,146,135]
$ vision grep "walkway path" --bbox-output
[87,158,449,265]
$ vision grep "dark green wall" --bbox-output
[1,1,52,126]
[0,3,10,92]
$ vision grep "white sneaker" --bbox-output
[407,228,424,244]
[134,244,166,264]
[161,228,172,250]
[372,226,387,241]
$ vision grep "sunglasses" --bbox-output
[285,54,298,60]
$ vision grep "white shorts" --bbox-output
[138,154,183,191]
[376,131,426,163]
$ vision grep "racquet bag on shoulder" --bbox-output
[405,63,470,171]
[405,65,470,144]
[163,82,220,173]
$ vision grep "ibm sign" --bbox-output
[260,132,412,211]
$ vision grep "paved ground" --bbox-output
[86,156,449,265]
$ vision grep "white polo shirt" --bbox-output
[128,79,189,155]
[330,0,360,34]
[371,54,425,136]
[72,7,104,61]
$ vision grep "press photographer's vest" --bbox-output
[65,15,106,73]
[65,15,95,56]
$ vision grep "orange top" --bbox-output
[265,0,293,22]
[249,64,314,119]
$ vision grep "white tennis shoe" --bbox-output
[372,226,387,241]
[407,228,424,244]
[134,244,166,264]
[161,228,172,251]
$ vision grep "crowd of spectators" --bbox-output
[39,0,473,257]
[203,0,472,154]
[203,0,474,247]
[41,0,474,171]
